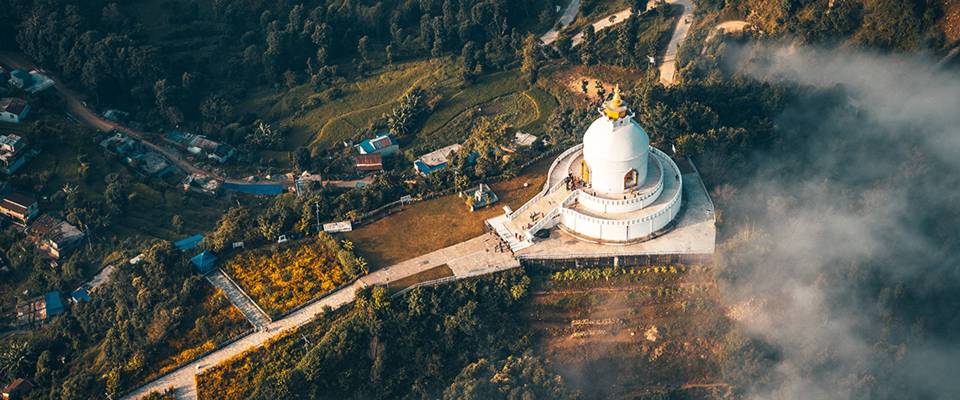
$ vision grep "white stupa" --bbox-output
[489,85,685,247]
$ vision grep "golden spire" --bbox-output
[611,84,623,107]
[603,84,628,120]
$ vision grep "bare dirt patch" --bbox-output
[522,267,729,399]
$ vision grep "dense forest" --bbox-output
[3,0,560,141]
[195,270,578,400]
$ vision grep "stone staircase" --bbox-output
[206,270,272,329]
[487,215,533,252]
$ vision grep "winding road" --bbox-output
[0,52,211,178]
[540,0,695,86]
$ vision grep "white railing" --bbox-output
[576,151,665,211]
[557,148,683,226]
[510,144,583,220]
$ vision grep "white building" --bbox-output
[488,86,688,247]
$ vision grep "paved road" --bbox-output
[657,0,695,86]
[542,0,695,86]
[570,7,636,46]
[123,234,519,399]
[540,0,581,45]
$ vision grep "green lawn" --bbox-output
[240,59,456,153]
[412,70,529,153]
[345,157,552,268]
[239,59,562,166]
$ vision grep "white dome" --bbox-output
[582,115,650,194]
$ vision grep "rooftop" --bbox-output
[0,97,28,115]
[418,143,461,167]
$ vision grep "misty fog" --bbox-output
[714,46,960,399]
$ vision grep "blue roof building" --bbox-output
[221,182,285,196]
[354,134,399,156]
[173,234,204,250]
[191,251,217,273]
[70,288,91,303]
[7,69,32,89]
[44,291,64,318]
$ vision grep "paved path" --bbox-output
[658,0,695,86]
[205,270,271,329]
[123,234,519,399]
[541,0,695,86]
[571,7,636,46]
[541,0,581,45]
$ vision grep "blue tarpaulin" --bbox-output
[221,182,285,195]
[173,234,204,250]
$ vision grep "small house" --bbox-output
[102,109,129,122]
[27,214,85,260]
[414,144,462,175]
[70,288,91,304]
[208,143,236,163]
[0,192,39,226]
[136,152,171,175]
[0,98,30,123]
[2,378,32,400]
[7,69,31,89]
[191,250,217,274]
[354,154,383,172]
[0,134,32,174]
[354,134,399,156]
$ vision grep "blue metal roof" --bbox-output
[191,251,217,273]
[415,160,447,175]
[10,69,30,80]
[71,288,91,303]
[173,234,204,250]
[221,182,285,196]
[45,291,64,316]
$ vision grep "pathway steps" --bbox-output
[205,270,271,329]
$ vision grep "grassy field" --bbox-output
[239,58,559,158]
[386,264,455,291]
[522,266,729,399]
[223,237,356,317]
[344,157,552,268]
[411,70,529,152]
[240,59,456,152]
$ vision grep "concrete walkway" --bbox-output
[205,270,271,329]
[123,234,519,400]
